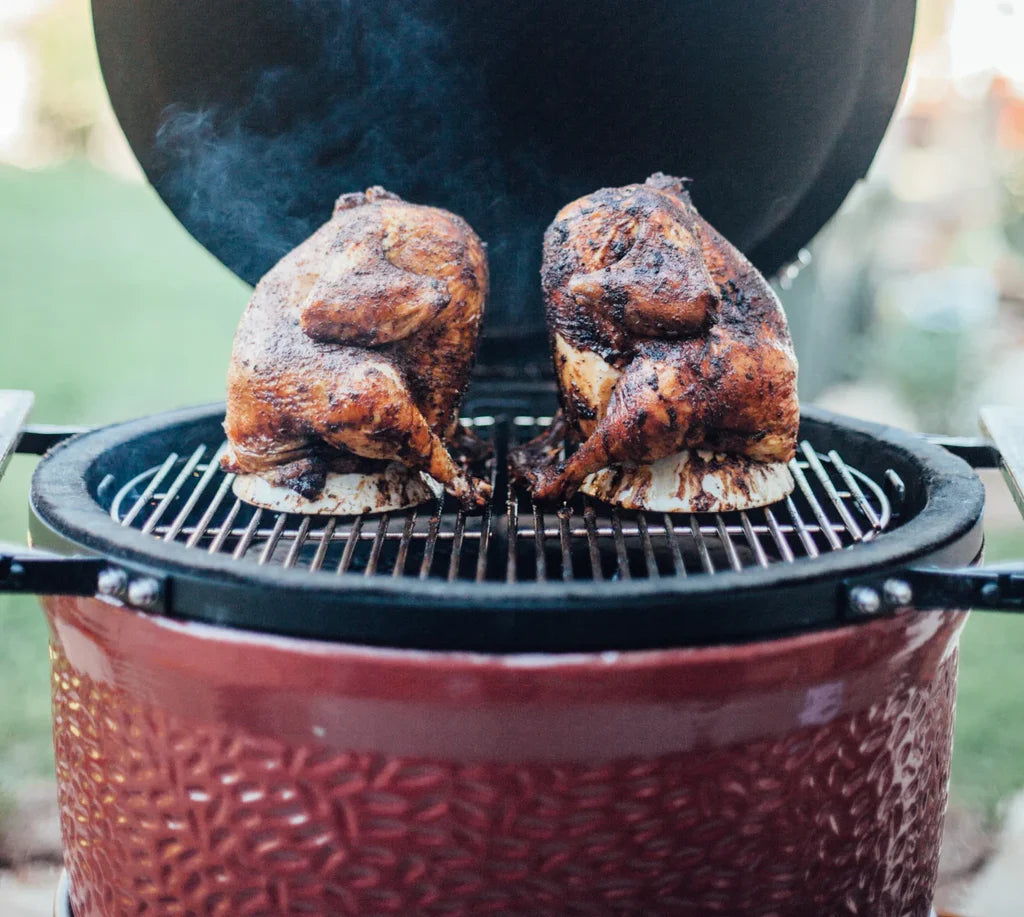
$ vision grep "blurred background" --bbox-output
[0,0,1022,913]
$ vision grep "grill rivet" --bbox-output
[980,582,1001,603]
[97,567,128,599]
[849,585,882,617]
[883,578,913,608]
[127,577,161,609]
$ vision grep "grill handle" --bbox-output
[0,543,107,597]
[0,390,104,598]
[0,390,161,605]
[845,566,1024,619]
[848,406,1024,620]
[929,407,1024,516]
[0,389,33,479]
[980,407,1024,520]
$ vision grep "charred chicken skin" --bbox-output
[222,187,491,507]
[520,173,798,503]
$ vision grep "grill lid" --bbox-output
[91,0,915,366]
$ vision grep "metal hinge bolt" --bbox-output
[980,581,1001,603]
[127,576,161,609]
[97,567,128,600]
[848,585,882,617]
[883,578,913,608]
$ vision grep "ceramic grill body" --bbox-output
[46,591,963,917]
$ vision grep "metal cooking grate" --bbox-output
[106,415,892,583]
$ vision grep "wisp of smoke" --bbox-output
[153,0,570,333]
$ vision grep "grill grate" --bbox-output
[107,415,892,583]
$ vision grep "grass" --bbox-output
[0,160,1022,821]
[951,529,1024,816]
[0,159,246,795]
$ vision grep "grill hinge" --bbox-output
[0,542,167,611]
[15,424,92,455]
[0,547,106,597]
[844,565,1024,619]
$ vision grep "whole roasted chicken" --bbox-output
[222,187,491,508]
[516,174,799,512]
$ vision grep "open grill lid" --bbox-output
[91,0,916,368]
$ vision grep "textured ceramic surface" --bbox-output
[45,594,964,916]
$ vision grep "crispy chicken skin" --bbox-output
[520,173,798,502]
[222,187,491,507]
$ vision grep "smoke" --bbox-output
[153,0,564,332]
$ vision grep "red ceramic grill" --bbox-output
[2,1,1024,915]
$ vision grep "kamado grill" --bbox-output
[3,1,1024,915]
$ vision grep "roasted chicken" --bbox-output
[222,187,491,507]
[516,173,799,510]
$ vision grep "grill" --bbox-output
[108,415,892,584]
[12,2,1024,913]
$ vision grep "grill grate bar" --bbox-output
[113,417,893,583]
[800,442,863,542]
[784,495,819,558]
[141,445,207,535]
[119,452,178,527]
[789,457,842,551]
[283,517,312,569]
[532,503,548,582]
[163,445,228,542]
[715,514,743,571]
[366,514,390,577]
[663,514,686,576]
[740,511,770,568]
[473,449,499,584]
[474,502,493,583]
[337,515,364,574]
[258,512,288,565]
[232,508,263,560]
[149,517,869,543]
[583,501,604,580]
[636,514,659,578]
[764,506,796,562]
[393,513,417,578]
[828,449,883,531]
[144,519,856,540]
[309,518,336,572]
[208,498,241,555]
[690,515,715,573]
[418,500,442,579]
[185,472,235,548]
[557,508,574,581]
[505,490,519,583]
[610,509,631,580]
[446,509,467,582]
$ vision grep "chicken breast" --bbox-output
[222,187,491,508]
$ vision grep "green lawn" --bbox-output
[0,161,1022,820]
[951,529,1024,815]
[0,160,247,794]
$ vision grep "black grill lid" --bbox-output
[91,0,915,367]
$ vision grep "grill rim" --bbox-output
[27,402,985,651]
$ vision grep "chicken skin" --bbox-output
[520,173,798,505]
[222,187,490,507]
